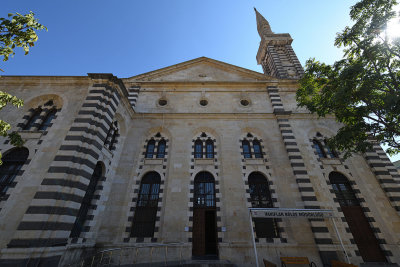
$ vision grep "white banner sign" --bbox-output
[250,208,334,219]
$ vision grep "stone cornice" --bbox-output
[131,112,336,120]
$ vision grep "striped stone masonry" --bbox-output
[128,86,140,110]
[285,45,304,77]
[364,144,400,214]
[277,118,336,258]
[7,76,122,249]
[267,86,290,115]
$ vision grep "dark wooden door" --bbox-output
[192,208,218,256]
[342,206,386,262]
[192,209,206,256]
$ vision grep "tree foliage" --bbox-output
[296,0,400,157]
[0,12,46,162]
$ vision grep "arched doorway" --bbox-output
[192,171,218,258]
[329,172,386,262]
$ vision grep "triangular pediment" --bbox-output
[125,57,269,82]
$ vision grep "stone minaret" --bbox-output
[255,8,304,79]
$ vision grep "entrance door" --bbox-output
[329,172,386,262]
[192,172,218,257]
[342,206,386,262]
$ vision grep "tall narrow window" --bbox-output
[39,108,57,131]
[248,172,279,238]
[145,139,156,158]
[108,122,118,151]
[0,148,29,199]
[70,162,103,238]
[194,171,215,207]
[206,139,214,159]
[131,172,161,237]
[194,139,203,159]
[156,139,166,158]
[253,140,263,158]
[242,140,252,158]
[313,140,326,158]
[23,108,42,130]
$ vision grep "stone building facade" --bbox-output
[0,10,400,267]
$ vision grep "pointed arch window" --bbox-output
[329,172,358,206]
[194,139,203,159]
[39,108,57,131]
[0,148,29,199]
[242,140,252,158]
[145,139,156,158]
[156,139,166,158]
[206,139,214,159]
[131,172,161,237]
[70,162,103,238]
[313,140,326,158]
[248,172,279,238]
[23,108,42,130]
[253,139,263,158]
[194,171,215,207]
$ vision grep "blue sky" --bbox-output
[8,1,398,160]
[2,0,357,77]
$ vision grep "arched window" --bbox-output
[0,148,29,198]
[253,140,263,158]
[145,139,156,158]
[70,162,103,238]
[38,108,57,131]
[329,172,358,207]
[206,139,214,159]
[156,139,166,158]
[329,172,386,262]
[248,172,279,238]
[131,172,161,237]
[313,140,326,158]
[194,139,203,159]
[23,108,42,130]
[194,171,215,207]
[242,140,252,158]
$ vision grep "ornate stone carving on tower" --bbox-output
[255,8,304,79]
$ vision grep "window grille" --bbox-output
[313,140,326,158]
[194,139,203,159]
[23,108,42,130]
[194,172,215,207]
[248,172,279,238]
[0,148,29,198]
[242,140,252,158]
[131,172,161,237]
[156,139,166,158]
[253,140,263,158]
[39,109,57,131]
[329,172,359,206]
[145,140,156,158]
[206,139,214,158]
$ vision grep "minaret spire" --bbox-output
[254,8,304,79]
[254,8,273,37]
